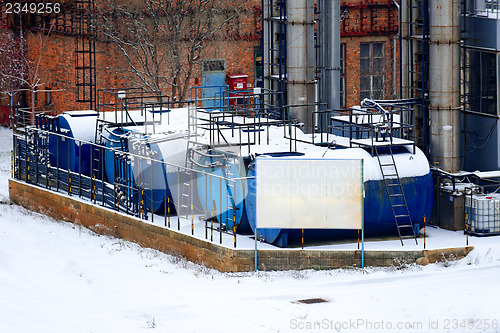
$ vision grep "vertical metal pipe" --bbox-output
[423,0,430,157]
[164,183,167,227]
[151,157,154,223]
[262,0,270,107]
[101,147,105,206]
[177,167,180,230]
[79,142,82,197]
[393,0,400,99]
[191,171,194,236]
[429,0,461,172]
[286,0,315,132]
[399,0,409,125]
[219,178,222,244]
[318,0,341,115]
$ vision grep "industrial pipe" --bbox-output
[429,0,461,172]
[286,0,315,133]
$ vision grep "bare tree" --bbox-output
[0,32,28,127]
[0,25,56,126]
[98,0,247,101]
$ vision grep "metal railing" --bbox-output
[466,0,500,18]
[329,100,417,154]
[12,126,250,247]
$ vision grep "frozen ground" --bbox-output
[1,126,500,333]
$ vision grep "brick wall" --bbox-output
[342,35,399,107]
[341,0,400,107]
[3,0,402,113]
[1,0,261,114]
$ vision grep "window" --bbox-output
[360,42,384,100]
[464,49,497,115]
[340,43,346,108]
[45,88,53,107]
[33,87,38,106]
[202,59,226,72]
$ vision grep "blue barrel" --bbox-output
[245,148,433,247]
[102,124,188,214]
[101,108,172,184]
[48,111,98,176]
[102,127,128,183]
[111,130,166,214]
[137,134,180,214]
[101,125,177,214]
[196,153,249,232]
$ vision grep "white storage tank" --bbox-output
[466,193,500,235]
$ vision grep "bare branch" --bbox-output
[97,0,249,101]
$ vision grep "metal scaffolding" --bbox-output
[401,0,430,155]
[74,0,97,111]
[262,0,287,120]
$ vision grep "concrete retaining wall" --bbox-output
[9,179,474,272]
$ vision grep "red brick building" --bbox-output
[1,0,399,124]
[0,0,262,121]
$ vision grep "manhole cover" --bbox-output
[297,298,328,304]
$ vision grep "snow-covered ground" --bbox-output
[1,126,500,333]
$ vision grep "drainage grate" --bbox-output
[297,298,328,304]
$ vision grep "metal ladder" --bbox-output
[221,156,237,232]
[113,136,142,217]
[90,120,106,204]
[374,145,418,246]
[178,103,199,222]
[91,119,105,178]
[179,149,195,222]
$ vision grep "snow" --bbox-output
[78,108,431,182]
[332,113,401,128]
[474,170,500,179]
[60,113,99,142]
[2,125,500,333]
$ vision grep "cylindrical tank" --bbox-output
[245,146,433,247]
[151,132,192,214]
[125,133,165,213]
[48,111,99,176]
[101,108,174,183]
[117,130,189,214]
[99,108,183,213]
[196,152,249,232]
[101,126,127,183]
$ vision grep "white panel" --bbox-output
[256,158,363,229]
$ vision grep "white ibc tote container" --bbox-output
[466,194,500,234]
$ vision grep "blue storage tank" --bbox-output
[138,132,188,214]
[245,146,433,247]
[101,108,173,184]
[112,130,184,214]
[107,128,189,214]
[48,111,99,176]
[196,152,250,232]
[102,127,128,183]
[98,108,184,214]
